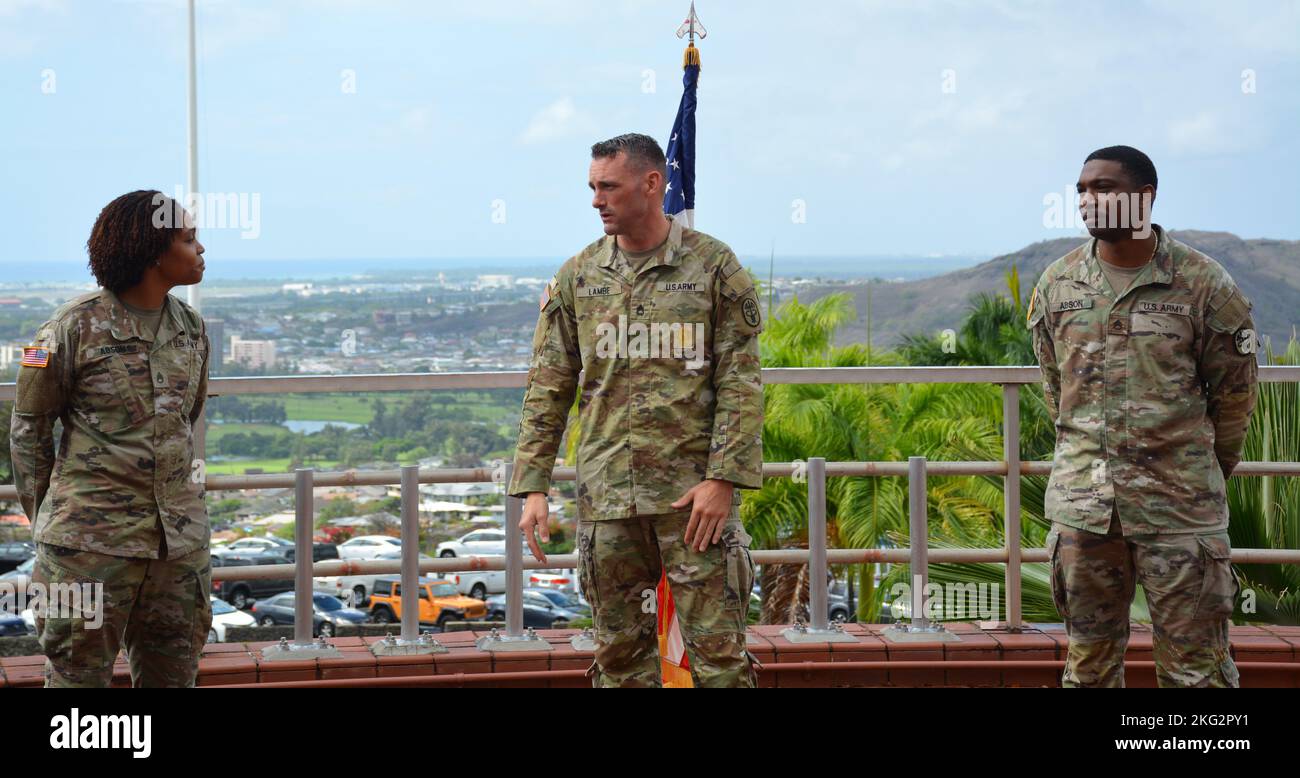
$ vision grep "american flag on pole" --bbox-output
[662,43,700,228]
[656,6,707,688]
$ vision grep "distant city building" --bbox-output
[476,274,513,289]
[229,336,277,370]
[282,282,314,295]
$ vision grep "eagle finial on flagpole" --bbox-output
[676,1,705,67]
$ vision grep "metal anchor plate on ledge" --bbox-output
[475,627,553,652]
[881,623,962,643]
[261,636,345,661]
[369,632,449,656]
[781,620,859,644]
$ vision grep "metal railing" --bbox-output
[4,366,1300,647]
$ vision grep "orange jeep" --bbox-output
[367,576,488,629]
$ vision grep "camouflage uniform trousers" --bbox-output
[33,541,212,688]
[576,507,756,688]
[1047,509,1240,688]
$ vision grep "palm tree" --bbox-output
[1229,336,1300,623]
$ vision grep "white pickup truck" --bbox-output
[314,551,435,607]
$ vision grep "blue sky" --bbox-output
[1,0,1297,270]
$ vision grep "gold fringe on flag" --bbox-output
[683,43,701,68]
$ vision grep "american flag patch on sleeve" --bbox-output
[21,346,50,368]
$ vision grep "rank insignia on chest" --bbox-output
[20,347,50,368]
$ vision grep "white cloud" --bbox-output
[517,97,595,145]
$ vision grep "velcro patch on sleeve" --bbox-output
[20,347,50,368]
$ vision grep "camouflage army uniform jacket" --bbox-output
[508,215,764,519]
[10,289,211,558]
[1028,225,1258,535]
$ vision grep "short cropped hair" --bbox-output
[1084,145,1158,191]
[591,133,667,175]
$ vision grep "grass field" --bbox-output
[204,457,340,476]
[206,422,286,442]
[282,395,375,424]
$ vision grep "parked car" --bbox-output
[314,553,435,607]
[443,569,523,601]
[435,529,528,558]
[0,557,35,611]
[283,542,339,564]
[829,578,855,623]
[0,541,35,574]
[211,553,295,610]
[523,587,590,618]
[249,592,368,638]
[208,595,256,642]
[367,576,487,629]
[337,535,402,560]
[484,588,587,628]
[0,611,31,637]
[211,536,293,558]
[528,570,577,593]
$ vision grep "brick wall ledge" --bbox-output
[1,622,1296,688]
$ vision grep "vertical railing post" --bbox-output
[369,466,445,657]
[263,468,340,660]
[1003,384,1023,632]
[884,456,953,642]
[400,464,420,643]
[476,460,549,651]
[292,467,314,646]
[807,457,829,631]
[908,455,929,632]
[782,456,855,643]
[503,461,524,638]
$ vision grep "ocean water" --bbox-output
[0,253,987,287]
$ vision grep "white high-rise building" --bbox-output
[229,336,277,370]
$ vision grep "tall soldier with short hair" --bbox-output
[1028,146,1258,687]
[10,190,212,687]
[510,133,764,687]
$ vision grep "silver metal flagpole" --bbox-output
[186,0,201,313]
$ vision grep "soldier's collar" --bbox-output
[103,288,147,342]
[1079,223,1172,291]
[596,214,685,271]
[104,288,188,344]
[152,294,188,348]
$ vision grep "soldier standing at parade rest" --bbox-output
[1028,146,1258,687]
[10,190,213,687]
[509,133,765,687]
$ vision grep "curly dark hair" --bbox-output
[86,190,185,292]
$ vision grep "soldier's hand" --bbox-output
[519,492,550,564]
[675,479,735,552]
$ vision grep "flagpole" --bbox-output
[186,0,201,313]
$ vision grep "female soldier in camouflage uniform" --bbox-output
[10,190,212,687]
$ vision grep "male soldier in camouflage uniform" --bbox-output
[1028,146,1258,688]
[10,190,212,687]
[509,134,763,687]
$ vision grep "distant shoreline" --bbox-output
[0,254,990,287]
